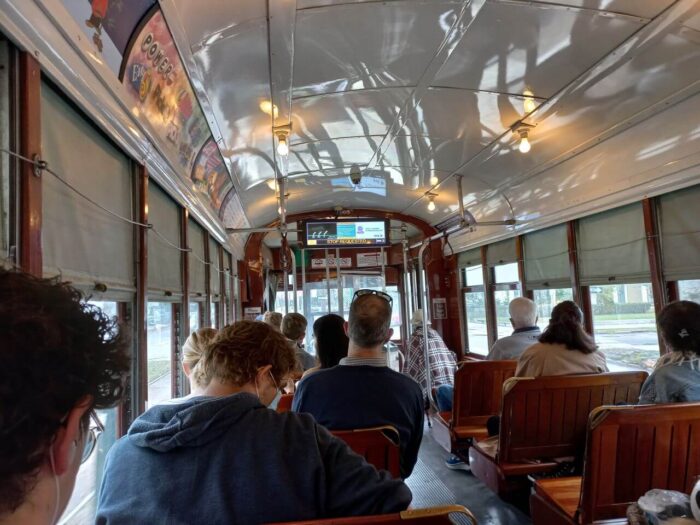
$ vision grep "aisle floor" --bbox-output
[405,427,532,525]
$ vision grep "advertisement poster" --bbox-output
[192,139,233,211]
[62,0,156,75]
[356,252,387,268]
[121,9,209,173]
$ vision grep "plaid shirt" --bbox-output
[404,327,457,397]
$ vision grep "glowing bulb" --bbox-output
[523,89,536,113]
[266,178,277,191]
[519,134,531,154]
[429,175,439,186]
[277,135,289,156]
[427,198,436,212]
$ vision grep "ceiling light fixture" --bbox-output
[429,175,439,186]
[426,192,437,212]
[273,124,292,157]
[512,122,535,154]
[523,89,536,114]
[266,178,277,191]
[259,100,279,119]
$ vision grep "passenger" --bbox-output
[292,290,424,478]
[283,312,315,372]
[301,313,349,379]
[639,301,700,404]
[515,300,608,377]
[96,320,411,524]
[487,297,541,361]
[181,327,218,395]
[263,311,283,331]
[404,309,457,408]
[0,269,129,525]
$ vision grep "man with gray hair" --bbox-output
[293,290,424,478]
[487,297,541,361]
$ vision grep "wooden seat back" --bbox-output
[276,393,294,413]
[498,372,647,464]
[452,360,517,427]
[331,426,402,479]
[579,402,700,523]
[266,505,477,524]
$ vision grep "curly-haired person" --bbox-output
[97,320,411,524]
[0,269,129,525]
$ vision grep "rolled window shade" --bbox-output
[523,224,570,289]
[578,203,649,285]
[209,238,221,297]
[486,238,516,267]
[188,220,206,296]
[457,248,481,268]
[147,183,182,297]
[41,83,134,292]
[659,184,700,280]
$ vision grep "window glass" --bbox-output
[189,302,200,334]
[464,291,488,355]
[495,262,519,284]
[533,288,574,332]
[590,283,658,372]
[0,41,9,265]
[61,301,119,525]
[464,265,483,287]
[495,289,522,339]
[210,302,217,328]
[275,290,304,315]
[147,302,172,407]
[678,279,700,302]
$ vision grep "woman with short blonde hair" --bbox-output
[182,327,218,394]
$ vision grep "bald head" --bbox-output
[348,294,393,348]
[509,297,537,329]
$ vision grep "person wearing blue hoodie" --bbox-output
[96,320,412,524]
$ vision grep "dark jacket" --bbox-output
[96,393,411,525]
[292,365,424,478]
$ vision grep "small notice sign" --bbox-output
[432,298,447,320]
[244,307,262,320]
[356,252,387,268]
[311,257,352,269]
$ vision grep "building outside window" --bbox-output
[493,262,521,340]
[147,302,172,407]
[462,265,488,355]
[532,288,574,331]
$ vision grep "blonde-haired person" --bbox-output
[182,327,218,395]
[97,320,411,523]
[283,312,315,372]
[263,311,283,331]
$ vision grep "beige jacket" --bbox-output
[515,342,608,377]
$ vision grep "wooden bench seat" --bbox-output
[331,426,401,479]
[530,403,700,525]
[267,504,477,524]
[430,360,516,455]
[469,372,647,500]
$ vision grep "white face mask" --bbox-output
[255,370,280,407]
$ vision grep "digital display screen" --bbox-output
[303,220,389,247]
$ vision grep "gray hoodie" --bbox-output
[96,393,411,525]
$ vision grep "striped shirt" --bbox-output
[339,355,388,367]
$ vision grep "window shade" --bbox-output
[578,203,649,285]
[659,184,700,280]
[523,224,570,289]
[41,83,134,292]
[486,238,516,267]
[457,248,481,268]
[188,220,206,296]
[148,183,182,297]
[209,237,221,297]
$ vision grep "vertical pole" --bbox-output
[418,241,434,405]
[301,248,309,346]
[18,52,42,276]
[283,253,289,315]
[516,235,532,299]
[117,302,131,435]
[402,240,411,344]
[642,197,667,353]
[325,248,331,314]
[136,165,148,414]
[180,208,190,337]
[290,248,298,313]
[667,281,680,303]
[203,231,211,327]
[380,247,386,293]
[481,246,497,347]
[336,247,343,317]
[566,221,593,335]
[171,303,180,397]
[218,244,225,327]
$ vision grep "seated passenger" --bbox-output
[404,309,457,408]
[292,290,424,478]
[516,300,608,377]
[639,300,700,404]
[181,327,218,395]
[487,297,541,361]
[0,269,129,525]
[302,313,349,379]
[283,312,315,372]
[97,320,411,524]
[263,311,283,331]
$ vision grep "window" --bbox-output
[61,301,119,525]
[464,291,488,354]
[678,279,700,302]
[494,263,521,340]
[590,283,658,371]
[189,302,200,334]
[0,41,9,266]
[210,302,217,328]
[463,265,483,287]
[147,302,172,407]
[533,288,574,332]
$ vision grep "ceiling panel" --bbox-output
[433,1,646,98]
[531,0,675,19]
[293,1,463,97]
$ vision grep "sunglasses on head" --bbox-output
[352,289,393,307]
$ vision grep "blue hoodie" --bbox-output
[96,393,411,525]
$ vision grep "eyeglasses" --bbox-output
[352,289,393,307]
[81,410,105,464]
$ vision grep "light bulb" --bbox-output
[523,89,536,113]
[266,178,277,191]
[427,199,436,212]
[429,175,439,186]
[277,135,289,156]
[519,134,531,154]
